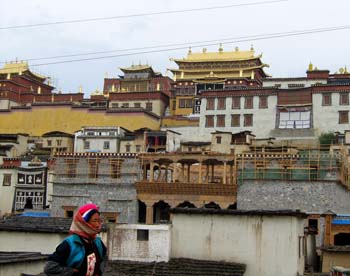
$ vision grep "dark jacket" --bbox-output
[44,234,107,276]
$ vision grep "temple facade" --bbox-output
[168,46,269,117]
[103,65,171,117]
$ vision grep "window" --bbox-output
[47,140,52,146]
[185,99,193,108]
[205,115,214,128]
[137,229,149,241]
[244,114,253,126]
[231,114,240,127]
[279,111,311,129]
[110,160,121,179]
[134,103,141,108]
[339,111,349,124]
[216,136,222,144]
[206,98,215,110]
[56,139,62,146]
[122,103,129,108]
[322,94,331,106]
[217,98,226,110]
[136,145,141,152]
[340,93,349,105]
[84,141,90,149]
[172,100,176,110]
[3,174,11,186]
[103,141,110,149]
[216,115,225,127]
[259,96,268,108]
[232,97,241,109]
[146,102,153,111]
[112,103,119,108]
[179,99,186,108]
[244,97,253,109]
[125,144,131,152]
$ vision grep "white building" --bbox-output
[170,209,306,276]
[74,126,128,153]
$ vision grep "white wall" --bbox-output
[109,224,170,262]
[0,168,16,215]
[313,93,350,136]
[0,231,66,254]
[199,96,277,139]
[171,213,305,276]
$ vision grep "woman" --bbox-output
[44,203,107,276]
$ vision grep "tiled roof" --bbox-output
[170,208,308,218]
[0,216,72,233]
[0,251,47,264]
[105,258,246,276]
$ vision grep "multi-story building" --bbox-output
[74,126,128,153]
[42,131,74,155]
[49,152,141,223]
[104,65,172,117]
[168,46,269,117]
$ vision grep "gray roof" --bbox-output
[105,258,246,276]
[0,216,72,233]
[0,251,47,264]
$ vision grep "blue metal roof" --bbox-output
[20,211,50,217]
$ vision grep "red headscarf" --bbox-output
[69,203,101,240]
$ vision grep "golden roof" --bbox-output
[171,47,262,63]
[120,64,152,71]
[0,61,47,79]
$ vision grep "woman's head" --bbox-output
[69,203,102,239]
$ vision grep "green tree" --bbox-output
[318,132,336,149]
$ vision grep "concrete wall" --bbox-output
[238,180,350,214]
[109,224,170,262]
[0,259,46,276]
[171,213,305,276]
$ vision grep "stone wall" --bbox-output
[50,157,141,223]
[238,180,350,213]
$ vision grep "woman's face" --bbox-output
[88,212,102,231]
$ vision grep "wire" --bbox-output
[1,24,346,63]
[24,24,350,67]
[0,0,287,30]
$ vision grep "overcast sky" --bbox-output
[1,0,350,96]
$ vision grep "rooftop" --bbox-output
[170,208,308,218]
[0,251,47,264]
[105,258,246,276]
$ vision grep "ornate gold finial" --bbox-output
[308,62,313,71]
[339,67,345,74]
[250,44,254,51]
[218,43,223,52]
[188,46,192,54]
[202,48,207,53]
[235,46,239,52]
[79,85,83,93]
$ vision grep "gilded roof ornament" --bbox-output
[308,62,313,71]
[202,48,207,53]
[188,47,192,54]
[235,46,239,52]
[250,44,254,51]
